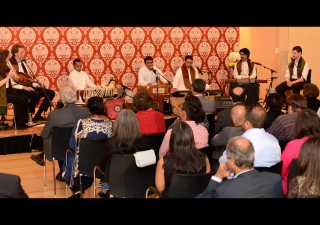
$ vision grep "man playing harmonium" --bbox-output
[138,56,168,86]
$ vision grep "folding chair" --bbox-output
[254,160,283,175]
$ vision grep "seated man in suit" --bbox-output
[0,173,29,198]
[191,78,215,115]
[30,85,90,182]
[214,86,246,135]
[196,136,284,198]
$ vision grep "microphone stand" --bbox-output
[112,79,133,99]
[154,70,172,115]
[23,59,54,113]
[262,65,277,109]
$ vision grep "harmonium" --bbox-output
[137,85,169,95]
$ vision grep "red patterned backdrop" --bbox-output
[0,27,239,101]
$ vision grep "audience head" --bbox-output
[167,120,207,174]
[231,105,245,126]
[178,95,205,123]
[242,104,267,130]
[59,85,77,104]
[266,93,284,111]
[87,96,105,116]
[295,109,320,139]
[303,83,319,99]
[286,94,307,112]
[133,91,153,110]
[113,109,141,139]
[192,78,206,93]
[230,87,246,103]
[226,136,255,171]
[296,136,320,197]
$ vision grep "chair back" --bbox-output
[78,138,106,177]
[254,160,283,175]
[109,153,157,198]
[200,145,218,173]
[52,126,74,160]
[278,139,291,153]
[287,158,298,192]
[145,132,165,159]
[167,172,215,198]
[306,69,311,83]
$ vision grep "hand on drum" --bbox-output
[171,88,177,93]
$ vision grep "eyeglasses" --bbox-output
[178,103,185,111]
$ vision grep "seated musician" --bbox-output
[172,55,209,93]
[9,44,55,122]
[68,58,99,101]
[233,48,257,80]
[138,56,168,86]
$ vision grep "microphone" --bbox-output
[251,61,262,66]
[196,67,203,75]
[107,78,114,85]
[152,68,157,74]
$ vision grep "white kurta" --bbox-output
[68,70,96,90]
[234,61,257,79]
[172,66,210,90]
[138,66,168,86]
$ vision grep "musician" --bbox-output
[275,46,309,106]
[233,48,257,79]
[231,48,259,105]
[0,50,29,130]
[9,44,55,122]
[172,55,209,92]
[138,56,168,86]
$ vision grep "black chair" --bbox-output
[109,153,157,198]
[306,69,311,83]
[145,132,165,159]
[146,172,215,198]
[44,126,73,197]
[199,145,219,173]
[287,158,298,193]
[278,139,292,153]
[254,160,283,175]
[206,113,216,141]
[75,138,106,198]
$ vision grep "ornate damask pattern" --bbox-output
[0,27,239,96]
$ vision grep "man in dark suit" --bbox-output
[196,136,284,198]
[30,85,90,181]
[0,173,28,198]
[214,87,246,135]
[191,78,216,115]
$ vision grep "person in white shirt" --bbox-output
[233,48,257,80]
[172,55,209,92]
[68,58,97,91]
[138,56,168,86]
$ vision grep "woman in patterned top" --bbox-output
[62,96,113,198]
[287,136,320,198]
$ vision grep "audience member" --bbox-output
[196,136,284,198]
[267,94,307,140]
[303,83,320,112]
[172,55,209,92]
[155,121,210,198]
[30,85,90,181]
[264,93,284,130]
[0,173,29,198]
[214,86,246,135]
[138,56,168,86]
[10,44,56,122]
[0,49,29,130]
[98,109,152,198]
[287,136,320,198]
[211,105,245,159]
[191,78,216,115]
[62,96,114,198]
[159,95,209,158]
[219,104,281,168]
[275,46,309,106]
[281,109,320,196]
[133,91,166,134]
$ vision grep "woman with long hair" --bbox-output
[155,121,210,198]
[287,136,320,198]
[98,109,152,197]
[0,50,29,129]
[281,109,320,195]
